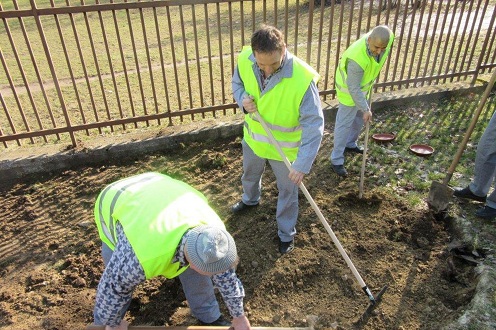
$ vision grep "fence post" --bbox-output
[306,0,314,64]
[29,0,76,146]
[471,4,496,86]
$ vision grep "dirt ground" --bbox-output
[0,98,491,329]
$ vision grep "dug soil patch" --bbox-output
[0,129,481,330]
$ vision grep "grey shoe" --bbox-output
[331,164,348,177]
[453,186,486,203]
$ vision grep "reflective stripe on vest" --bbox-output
[237,46,319,161]
[336,67,375,95]
[243,120,301,149]
[96,172,159,247]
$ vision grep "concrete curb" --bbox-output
[0,121,244,192]
[443,216,496,330]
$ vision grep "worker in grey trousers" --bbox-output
[454,109,496,219]
[330,25,394,177]
[231,25,324,254]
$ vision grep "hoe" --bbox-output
[253,111,388,322]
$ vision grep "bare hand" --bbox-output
[363,110,372,123]
[231,315,251,330]
[288,168,304,185]
[242,95,257,113]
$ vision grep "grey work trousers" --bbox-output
[469,110,496,209]
[102,243,221,323]
[240,139,299,242]
[331,103,365,166]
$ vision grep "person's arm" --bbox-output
[347,60,372,122]
[290,80,324,178]
[232,66,252,113]
[212,269,250,330]
[346,60,370,112]
[93,224,146,328]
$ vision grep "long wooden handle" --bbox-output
[443,69,496,184]
[252,112,369,291]
[359,121,370,199]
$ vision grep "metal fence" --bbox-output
[1,0,495,148]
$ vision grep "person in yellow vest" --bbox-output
[92,172,251,330]
[231,25,324,254]
[330,25,394,176]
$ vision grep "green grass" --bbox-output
[339,92,496,204]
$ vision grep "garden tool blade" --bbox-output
[427,181,454,213]
[355,284,389,326]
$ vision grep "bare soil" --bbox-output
[0,103,488,330]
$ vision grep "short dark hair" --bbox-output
[251,25,285,54]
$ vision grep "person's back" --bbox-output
[92,172,251,330]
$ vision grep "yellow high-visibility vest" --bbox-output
[238,46,320,161]
[94,172,226,279]
[335,32,394,105]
